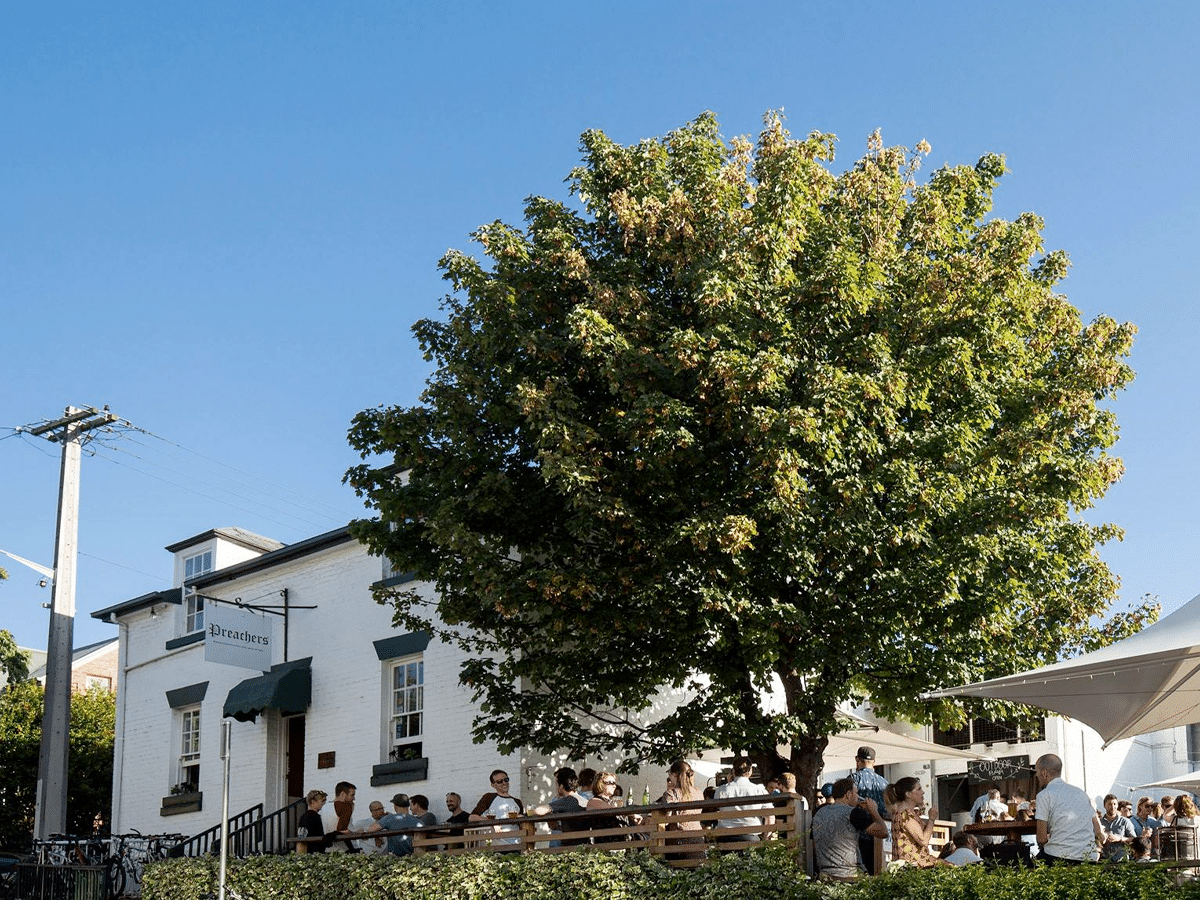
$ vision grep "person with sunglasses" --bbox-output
[469,769,525,847]
[585,771,643,844]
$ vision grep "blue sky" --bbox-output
[1,2,1197,652]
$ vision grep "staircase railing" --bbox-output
[229,799,305,856]
[172,804,262,858]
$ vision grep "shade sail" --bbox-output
[1133,770,1200,795]
[223,656,312,722]
[773,712,987,773]
[820,712,988,770]
[924,591,1200,748]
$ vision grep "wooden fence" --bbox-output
[303,793,810,869]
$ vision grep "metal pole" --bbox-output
[219,721,232,900]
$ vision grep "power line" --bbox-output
[78,550,163,583]
[113,421,350,518]
[87,444,340,534]
[88,436,340,532]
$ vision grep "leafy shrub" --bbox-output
[142,846,1200,900]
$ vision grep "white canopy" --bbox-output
[687,714,986,785]
[1133,770,1200,796]
[925,590,1200,748]
[819,711,987,771]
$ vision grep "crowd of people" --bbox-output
[294,758,786,857]
[294,749,1198,877]
[811,750,1200,880]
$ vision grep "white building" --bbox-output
[91,525,532,840]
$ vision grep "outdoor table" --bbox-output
[964,819,1037,843]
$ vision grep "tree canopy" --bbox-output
[0,627,29,687]
[0,681,115,848]
[347,112,1143,789]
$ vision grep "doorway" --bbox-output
[286,715,305,803]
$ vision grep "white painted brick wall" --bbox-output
[109,538,520,833]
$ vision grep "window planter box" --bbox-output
[370,758,428,786]
[161,791,203,816]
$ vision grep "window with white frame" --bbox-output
[178,706,201,790]
[390,656,423,758]
[183,551,213,633]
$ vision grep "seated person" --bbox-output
[369,793,423,857]
[531,767,586,847]
[943,831,984,866]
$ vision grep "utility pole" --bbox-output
[26,405,117,839]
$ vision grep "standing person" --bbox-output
[661,760,705,860]
[369,793,423,857]
[1033,753,1103,864]
[1161,795,1177,825]
[885,777,949,868]
[353,800,388,854]
[1132,797,1161,857]
[296,789,330,853]
[577,768,597,801]
[443,792,471,850]
[1098,793,1136,860]
[1174,795,1199,826]
[321,781,357,853]
[712,757,773,845]
[851,747,888,873]
[469,769,525,847]
[531,766,587,847]
[811,777,888,880]
[445,792,470,828]
[410,795,437,827]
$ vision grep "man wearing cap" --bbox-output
[368,793,424,857]
[851,746,888,874]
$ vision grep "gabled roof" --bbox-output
[165,527,284,555]
[27,637,119,681]
[91,587,183,623]
[92,525,358,623]
[190,526,355,587]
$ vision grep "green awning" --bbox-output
[223,657,312,722]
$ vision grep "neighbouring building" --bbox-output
[29,637,120,693]
[1,638,119,693]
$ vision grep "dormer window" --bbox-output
[184,550,213,581]
[183,551,213,633]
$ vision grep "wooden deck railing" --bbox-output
[297,793,811,869]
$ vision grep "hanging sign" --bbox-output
[205,601,273,671]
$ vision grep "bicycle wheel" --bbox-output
[106,856,125,900]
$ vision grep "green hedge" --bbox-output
[143,845,1200,900]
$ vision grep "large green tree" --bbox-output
[0,682,115,848]
[0,627,29,687]
[347,113,1143,793]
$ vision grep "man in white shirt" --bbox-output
[353,800,388,854]
[713,757,773,845]
[1034,753,1103,864]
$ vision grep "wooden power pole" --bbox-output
[26,405,117,839]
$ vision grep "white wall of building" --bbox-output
[104,532,523,835]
